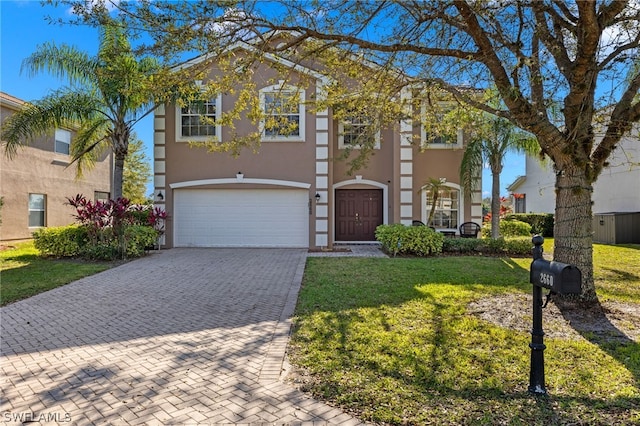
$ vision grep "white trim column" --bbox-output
[400,87,414,225]
[315,82,330,247]
[153,104,166,245]
[471,176,483,225]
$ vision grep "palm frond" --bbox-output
[1,90,102,158]
[21,42,98,87]
[459,138,484,196]
[69,118,111,178]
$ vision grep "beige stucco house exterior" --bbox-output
[153,43,483,249]
[0,92,113,242]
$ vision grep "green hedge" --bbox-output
[377,224,532,257]
[504,213,554,237]
[33,225,88,257]
[443,236,533,256]
[375,224,444,256]
[33,224,158,260]
[482,219,532,238]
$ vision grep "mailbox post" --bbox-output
[528,236,581,395]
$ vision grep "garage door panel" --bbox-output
[174,189,309,247]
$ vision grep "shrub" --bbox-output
[442,237,482,254]
[504,213,554,237]
[375,224,444,256]
[476,237,507,254]
[504,237,534,256]
[399,226,445,256]
[375,224,406,256]
[33,225,88,257]
[501,220,532,237]
[482,219,532,238]
[58,194,166,260]
[124,225,159,257]
[442,236,532,256]
[77,226,159,260]
[79,239,120,261]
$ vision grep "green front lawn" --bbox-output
[292,244,640,425]
[0,241,114,306]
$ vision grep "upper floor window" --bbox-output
[338,113,381,149]
[421,103,463,149]
[28,193,46,227]
[55,129,70,155]
[176,95,222,142]
[260,83,305,141]
[423,184,461,230]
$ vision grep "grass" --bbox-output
[0,241,114,306]
[1,237,638,423]
[292,243,640,425]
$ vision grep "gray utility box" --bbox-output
[593,212,640,244]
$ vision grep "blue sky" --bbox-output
[0,0,525,199]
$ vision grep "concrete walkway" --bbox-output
[1,248,372,425]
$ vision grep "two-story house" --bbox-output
[153,42,483,249]
[0,92,113,242]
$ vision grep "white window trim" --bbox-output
[28,193,46,228]
[175,94,222,143]
[54,128,71,155]
[421,182,464,232]
[420,102,463,149]
[337,118,381,150]
[259,82,306,142]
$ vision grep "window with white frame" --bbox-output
[424,186,460,229]
[54,129,70,155]
[175,95,222,142]
[260,84,305,141]
[28,193,46,227]
[338,113,381,149]
[420,103,463,148]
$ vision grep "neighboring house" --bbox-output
[0,92,113,242]
[154,42,483,248]
[507,131,640,243]
[507,132,640,215]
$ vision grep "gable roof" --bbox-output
[172,39,331,85]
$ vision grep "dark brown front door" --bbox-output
[335,189,383,241]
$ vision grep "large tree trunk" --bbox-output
[111,126,130,200]
[553,166,598,304]
[113,152,125,200]
[491,166,501,239]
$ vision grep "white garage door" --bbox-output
[174,188,309,247]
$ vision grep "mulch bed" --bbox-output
[468,293,640,344]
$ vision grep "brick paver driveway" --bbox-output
[1,248,366,425]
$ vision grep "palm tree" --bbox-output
[460,114,539,239]
[1,24,160,200]
[424,177,447,228]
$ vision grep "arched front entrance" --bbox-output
[333,179,388,242]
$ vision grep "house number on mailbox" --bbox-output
[539,273,554,288]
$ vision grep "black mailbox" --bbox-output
[530,258,581,295]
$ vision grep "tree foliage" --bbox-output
[459,101,539,238]
[1,22,174,199]
[57,0,640,304]
[123,135,151,204]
